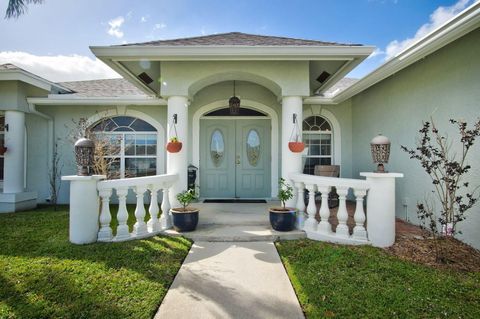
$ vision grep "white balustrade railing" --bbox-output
[96,174,178,242]
[290,173,370,245]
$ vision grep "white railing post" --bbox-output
[304,184,318,231]
[295,182,306,230]
[352,189,368,241]
[147,186,160,233]
[98,188,113,242]
[317,185,332,234]
[115,187,130,241]
[133,185,148,237]
[360,172,403,247]
[160,187,172,229]
[335,187,350,238]
[61,175,105,244]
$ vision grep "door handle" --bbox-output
[236,155,240,165]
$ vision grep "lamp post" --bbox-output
[74,137,95,176]
[370,134,391,173]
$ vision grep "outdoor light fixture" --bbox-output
[370,134,391,173]
[74,136,95,176]
[229,80,240,115]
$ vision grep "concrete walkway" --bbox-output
[155,241,305,319]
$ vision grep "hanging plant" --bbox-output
[166,136,182,153]
[166,115,182,153]
[288,113,305,153]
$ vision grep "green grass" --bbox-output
[276,239,480,319]
[0,206,192,319]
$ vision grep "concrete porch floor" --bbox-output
[164,200,307,242]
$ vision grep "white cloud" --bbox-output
[107,16,125,38]
[384,0,472,60]
[0,51,120,82]
[154,23,166,30]
[367,48,385,59]
[140,16,148,23]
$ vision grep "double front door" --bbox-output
[200,119,271,198]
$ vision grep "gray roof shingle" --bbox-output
[119,32,361,47]
[58,78,147,97]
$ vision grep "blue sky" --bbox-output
[0,0,476,82]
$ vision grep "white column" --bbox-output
[61,175,105,244]
[167,96,189,207]
[4,111,25,193]
[360,172,404,247]
[281,96,303,207]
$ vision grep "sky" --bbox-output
[0,0,477,82]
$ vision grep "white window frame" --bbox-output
[302,116,334,174]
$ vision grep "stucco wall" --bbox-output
[350,28,480,248]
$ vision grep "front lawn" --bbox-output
[0,206,191,319]
[276,239,480,319]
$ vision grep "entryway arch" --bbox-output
[192,99,279,197]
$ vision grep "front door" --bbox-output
[200,119,271,198]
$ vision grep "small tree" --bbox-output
[278,178,294,209]
[176,189,198,211]
[401,118,480,262]
[48,141,63,211]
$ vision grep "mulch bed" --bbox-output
[386,221,480,272]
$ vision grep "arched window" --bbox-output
[302,116,333,175]
[0,115,5,181]
[90,116,157,179]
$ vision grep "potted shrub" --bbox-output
[171,189,199,232]
[269,178,296,231]
[166,136,182,153]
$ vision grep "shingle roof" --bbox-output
[58,78,147,97]
[119,32,361,47]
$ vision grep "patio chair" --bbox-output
[314,165,340,208]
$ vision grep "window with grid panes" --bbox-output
[302,116,333,175]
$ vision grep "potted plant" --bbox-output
[166,136,182,153]
[171,189,199,232]
[269,178,296,231]
[288,140,305,153]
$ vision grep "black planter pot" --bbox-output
[171,208,199,232]
[269,208,296,232]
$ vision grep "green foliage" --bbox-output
[278,178,294,209]
[176,189,198,210]
[276,239,480,319]
[5,0,43,19]
[0,206,191,319]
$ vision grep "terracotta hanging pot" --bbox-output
[166,141,182,153]
[288,142,305,153]
[0,146,7,155]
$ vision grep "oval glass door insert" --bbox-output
[210,129,225,167]
[246,129,261,167]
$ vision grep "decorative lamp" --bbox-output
[229,80,240,115]
[370,134,391,173]
[74,136,95,176]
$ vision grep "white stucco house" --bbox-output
[0,4,479,248]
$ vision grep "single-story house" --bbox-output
[0,4,479,248]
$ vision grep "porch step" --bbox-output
[163,225,306,242]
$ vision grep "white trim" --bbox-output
[27,97,166,106]
[85,109,166,174]
[192,99,279,197]
[302,109,342,171]
[0,68,69,93]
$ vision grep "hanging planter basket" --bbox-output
[288,114,305,153]
[166,140,182,153]
[288,141,305,153]
[0,146,7,155]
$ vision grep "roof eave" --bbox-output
[0,68,72,93]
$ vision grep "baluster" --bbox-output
[98,188,113,242]
[317,185,332,234]
[133,185,148,236]
[335,187,350,237]
[147,186,160,233]
[295,182,306,230]
[304,184,318,231]
[159,187,173,229]
[115,187,130,241]
[353,189,368,240]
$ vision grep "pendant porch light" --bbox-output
[229,81,240,115]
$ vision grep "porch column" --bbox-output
[281,96,303,207]
[167,96,189,207]
[3,110,25,193]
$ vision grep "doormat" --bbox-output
[203,199,267,203]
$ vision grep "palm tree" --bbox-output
[5,0,44,19]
